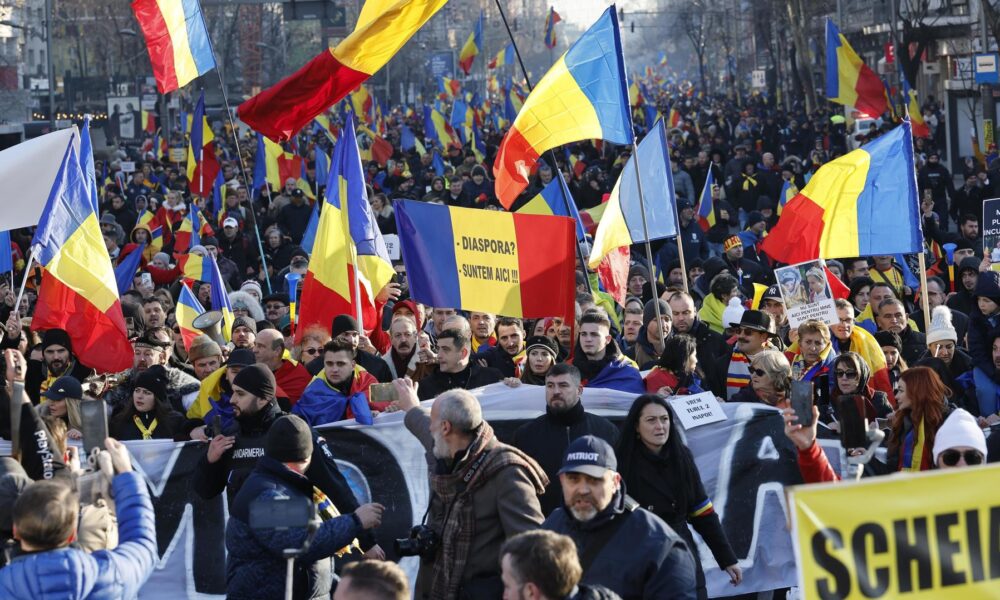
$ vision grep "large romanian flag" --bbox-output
[395,200,576,320]
[31,141,132,373]
[826,20,888,118]
[760,122,921,264]
[458,11,483,75]
[493,7,633,208]
[131,0,216,94]
[588,121,678,305]
[299,118,394,334]
[238,0,449,141]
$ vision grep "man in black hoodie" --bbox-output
[417,328,502,400]
[512,364,619,515]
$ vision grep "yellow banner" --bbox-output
[790,464,1000,599]
[451,208,523,316]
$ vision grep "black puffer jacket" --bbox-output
[511,401,620,515]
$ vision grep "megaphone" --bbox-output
[192,310,227,347]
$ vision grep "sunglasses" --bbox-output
[302,348,320,356]
[749,367,767,377]
[939,449,983,466]
[834,370,859,379]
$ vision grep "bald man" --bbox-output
[253,329,312,408]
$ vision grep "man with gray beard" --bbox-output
[396,379,548,599]
[542,436,698,600]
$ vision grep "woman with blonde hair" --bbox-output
[731,349,792,406]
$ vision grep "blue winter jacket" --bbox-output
[226,456,364,600]
[543,488,698,600]
[0,472,157,600]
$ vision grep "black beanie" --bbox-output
[643,299,670,326]
[232,363,276,399]
[873,330,902,351]
[265,415,313,462]
[331,314,360,338]
[134,365,169,405]
[42,329,73,353]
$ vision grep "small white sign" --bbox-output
[383,233,401,260]
[120,161,136,174]
[752,70,766,89]
[668,392,727,430]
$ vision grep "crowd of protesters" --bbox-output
[0,80,997,599]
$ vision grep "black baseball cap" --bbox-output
[558,435,617,478]
[43,376,83,401]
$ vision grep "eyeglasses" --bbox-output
[834,370,859,379]
[749,367,767,377]
[939,449,984,466]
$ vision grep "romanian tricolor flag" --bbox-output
[174,204,213,253]
[667,107,681,128]
[31,141,132,373]
[760,122,921,264]
[544,7,561,49]
[489,44,515,69]
[395,200,576,319]
[114,242,145,295]
[350,86,373,117]
[902,78,931,138]
[177,252,212,281]
[207,255,233,341]
[696,167,716,232]
[238,0,449,141]
[438,76,461,98]
[777,178,798,216]
[825,20,888,118]
[299,118,394,335]
[628,82,644,107]
[141,110,157,133]
[458,11,483,75]
[587,122,677,305]
[187,91,220,197]
[493,8,633,208]
[131,0,216,94]
[135,210,165,258]
[176,282,206,352]
[516,173,587,240]
[253,133,283,191]
[424,105,459,149]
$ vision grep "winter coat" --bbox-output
[543,487,698,600]
[968,309,1000,383]
[103,366,200,415]
[293,368,381,426]
[416,363,504,400]
[190,402,373,551]
[226,456,364,600]
[0,472,157,600]
[404,409,547,599]
[475,344,525,378]
[621,445,737,598]
[306,350,392,383]
[110,408,188,441]
[511,401,620,515]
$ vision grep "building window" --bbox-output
[28,48,34,66]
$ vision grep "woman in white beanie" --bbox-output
[931,408,987,468]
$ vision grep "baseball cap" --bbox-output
[558,435,617,478]
[42,376,83,401]
[223,217,239,228]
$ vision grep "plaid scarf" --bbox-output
[429,422,547,599]
[312,486,360,557]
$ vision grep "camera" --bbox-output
[394,525,439,559]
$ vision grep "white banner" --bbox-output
[4,385,844,598]
[0,128,79,230]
